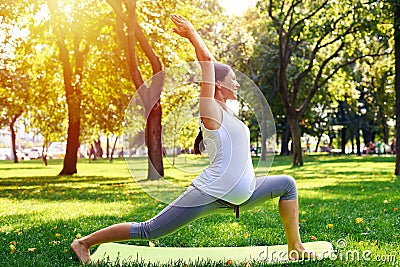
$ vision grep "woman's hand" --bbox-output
[170,14,195,39]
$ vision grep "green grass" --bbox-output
[0,155,399,266]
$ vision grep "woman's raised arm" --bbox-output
[170,15,222,130]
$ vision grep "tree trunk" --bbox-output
[42,142,48,166]
[10,114,20,163]
[256,134,259,157]
[350,137,354,153]
[48,0,89,175]
[362,129,372,147]
[260,116,267,161]
[377,98,389,145]
[382,118,389,145]
[280,120,290,155]
[109,136,118,162]
[341,127,347,154]
[94,139,103,158]
[107,0,164,179]
[395,0,400,175]
[329,130,334,148]
[89,144,96,161]
[356,128,361,156]
[106,137,110,158]
[314,131,323,153]
[288,116,303,166]
[146,101,163,179]
[60,115,80,174]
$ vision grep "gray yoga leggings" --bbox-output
[129,175,297,240]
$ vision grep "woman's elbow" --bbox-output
[201,55,213,62]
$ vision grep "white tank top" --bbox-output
[192,108,256,205]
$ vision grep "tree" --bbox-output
[47,0,109,174]
[106,0,229,178]
[0,1,33,163]
[28,60,68,164]
[26,5,69,164]
[106,0,164,179]
[261,0,389,165]
[80,21,132,161]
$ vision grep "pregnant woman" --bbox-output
[71,14,314,263]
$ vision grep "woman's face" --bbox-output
[218,69,240,101]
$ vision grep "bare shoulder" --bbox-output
[200,102,222,130]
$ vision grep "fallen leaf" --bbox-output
[325,224,334,229]
[309,235,317,240]
[10,244,16,254]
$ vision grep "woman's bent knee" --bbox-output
[281,175,298,200]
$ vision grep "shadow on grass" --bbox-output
[303,154,396,164]
[0,175,193,203]
[303,178,399,200]
[0,175,144,201]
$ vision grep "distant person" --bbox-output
[377,141,384,155]
[250,144,256,155]
[391,138,396,154]
[366,141,376,154]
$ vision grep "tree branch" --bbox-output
[293,15,357,94]
[268,0,281,29]
[298,41,345,115]
[299,44,389,115]
[286,0,302,32]
[319,50,391,89]
[288,0,329,35]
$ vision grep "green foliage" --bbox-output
[0,1,33,127]
[1,0,396,168]
[27,17,68,144]
[80,18,132,141]
[161,83,199,151]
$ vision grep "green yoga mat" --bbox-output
[91,241,333,265]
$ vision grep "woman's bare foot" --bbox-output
[71,239,91,264]
[288,243,317,260]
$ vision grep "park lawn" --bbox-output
[0,155,399,267]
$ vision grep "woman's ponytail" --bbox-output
[193,128,204,154]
